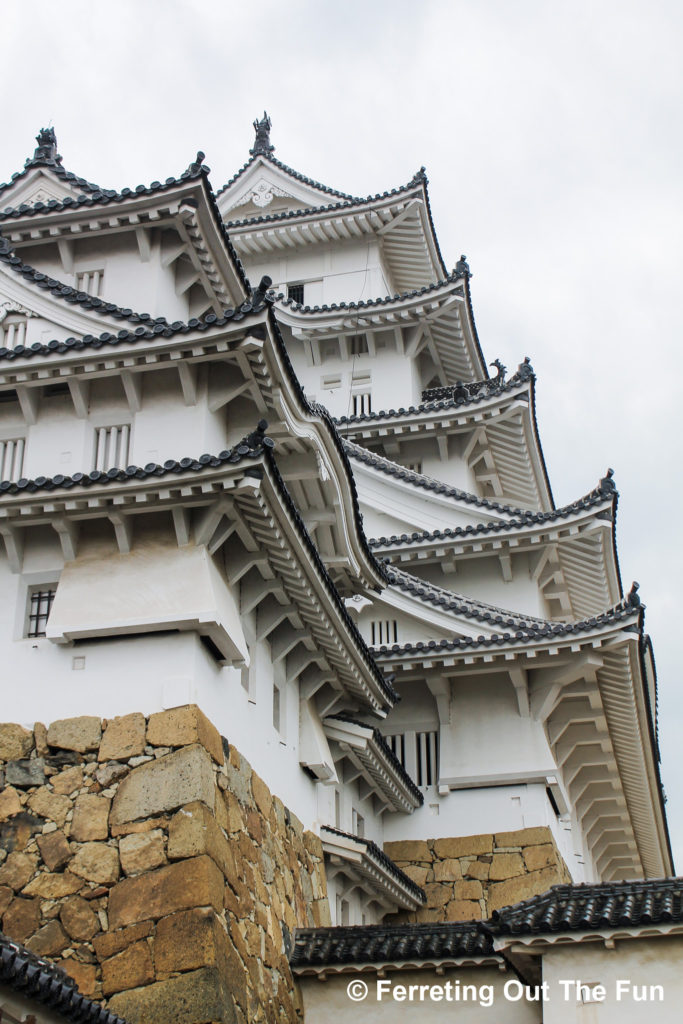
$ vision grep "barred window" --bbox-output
[351,391,371,416]
[76,269,104,297]
[27,587,56,638]
[0,317,28,350]
[0,438,25,481]
[93,424,130,471]
[287,283,304,305]
[370,619,398,645]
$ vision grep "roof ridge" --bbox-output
[368,474,617,549]
[342,439,523,514]
[216,150,359,201]
[274,267,468,315]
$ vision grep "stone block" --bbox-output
[5,758,45,788]
[60,895,100,941]
[383,839,432,862]
[36,830,71,871]
[102,940,155,996]
[0,724,33,761]
[400,864,430,887]
[489,852,526,880]
[2,897,41,942]
[108,855,224,929]
[27,787,72,828]
[413,906,446,923]
[433,858,462,882]
[96,762,129,787]
[0,885,12,917]
[110,815,169,838]
[488,865,564,912]
[0,786,23,822]
[51,765,84,795]
[445,900,482,922]
[98,713,147,762]
[251,772,273,820]
[155,907,228,974]
[23,870,83,898]
[424,882,451,908]
[494,826,553,848]
[108,967,236,1024]
[34,723,48,757]
[464,859,490,881]
[1,811,47,853]
[58,958,97,998]
[93,920,154,961]
[523,843,558,872]
[110,744,215,825]
[71,794,111,841]
[70,842,120,884]
[0,852,37,891]
[454,879,483,900]
[168,801,234,878]
[119,829,167,876]
[26,919,69,957]
[47,716,101,753]
[147,705,224,766]
[433,834,493,858]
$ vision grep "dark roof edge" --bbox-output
[320,825,426,902]
[0,930,130,1024]
[461,273,489,380]
[529,374,555,510]
[324,713,424,805]
[637,628,675,873]
[216,151,358,201]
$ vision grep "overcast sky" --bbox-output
[4,0,682,866]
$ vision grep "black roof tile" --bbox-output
[491,877,683,934]
[275,266,468,315]
[324,714,423,805]
[320,826,426,903]
[368,472,617,550]
[0,930,130,1023]
[291,921,492,968]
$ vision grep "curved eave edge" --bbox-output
[636,622,674,873]
[215,151,358,202]
[528,375,555,510]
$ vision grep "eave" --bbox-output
[321,826,426,912]
[323,714,424,813]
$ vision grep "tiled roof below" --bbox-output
[491,877,683,935]
[0,930,129,1023]
[291,921,492,969]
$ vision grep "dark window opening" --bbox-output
[27,588,56,638]
[288,283,305,305]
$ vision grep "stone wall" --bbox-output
[384,828,572,923]
[0,708,330,1024]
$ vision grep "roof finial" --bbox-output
[250,112,274,157]
[455,254,470,278]
[26,127,61,168]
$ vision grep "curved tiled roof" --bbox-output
[291,921,492,968]
[383,564,550,628]
[368,472,617,550]
[217,150,358,201]
[335,359,533,427]
[491,877,683,934]
[320,826,426,903]
[343,440,525,514]
[0,930,129,1023]
[274,267,468,316]
[0,162,207,221]
[371,592,642,657]
[223,169,430,228]
[324,713,424,805]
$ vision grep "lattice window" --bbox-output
[370,619,398,645]
[351,391,371,416]
[93,424,130,471]
[415,730,439,786]
[26,587,56,638]
[0,438,25,481]
[76,269,105,297]
[405,461,422,474]
[0,317,28,350]
[287,283,304,305]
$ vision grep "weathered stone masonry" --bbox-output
[384,828,572,923]
[0,708,330,1024]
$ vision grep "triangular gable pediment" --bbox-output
[218,157,348,220]
[0,166,97,213]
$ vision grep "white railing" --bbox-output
[0,438,25,481]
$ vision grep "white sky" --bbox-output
[4,0,682,867]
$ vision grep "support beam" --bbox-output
[16,385,39,425]
[121,371,142,413]
[0,524,23,573]
[57,239,75,274]
[178,363,198,406]
[109,512,132,554]
[509,666,530,717]
[53,518,79,562]
[135,227,152,262]
[172,506,191,547]
[68,379,90,419]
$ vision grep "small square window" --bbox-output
[27,587,56,638]
[287,283,304,305]
[75,269,104,297]
[93,424,131,471]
